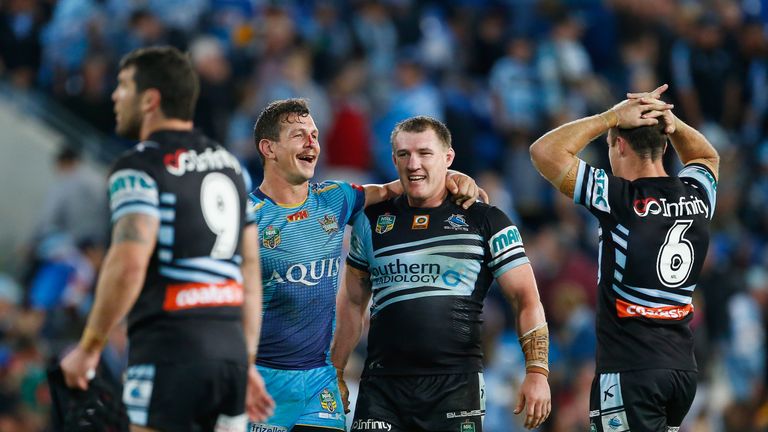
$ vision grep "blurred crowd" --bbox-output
[1,0,767,430]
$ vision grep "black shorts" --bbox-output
[588,369,697,432]
[123,360,248,432]
[352,373,485,432]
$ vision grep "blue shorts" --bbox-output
[249,365,345,431]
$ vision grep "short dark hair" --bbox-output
[613,116,668,160]
[390,116,452,150]
[253,98,311,165]
[118,46,199,120]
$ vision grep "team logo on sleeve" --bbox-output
[318,214,339,234]
[460,420,476,432]
[411,215,430,229]
[319,389,337,413]
[375,214,395,234]
[262,226,281,249]
[444,214,469,231]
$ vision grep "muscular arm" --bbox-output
[496,263,551,429]
[83,213,158,347]
[330,266,372,370]
[241,224,263,363]
[528,113,608,198]
[668,114,720,180]
[496,264,547,353]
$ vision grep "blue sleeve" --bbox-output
[485,207,530,278]
[679,163,718,218]
[108,157,160,223]
[346,211,372,272]
[573,159,630,220]
[330,181,366,225]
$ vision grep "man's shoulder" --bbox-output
[111,141,162,172]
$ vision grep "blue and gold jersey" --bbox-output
[250,181,365,370]
[347,195,529,376]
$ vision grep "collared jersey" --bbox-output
[107,130,254,365]
[347,196,529,376]
[250,181,365,370]
[574,160,717,372]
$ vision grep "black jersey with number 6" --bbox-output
[573,160,717,373]
[107,130,255,365]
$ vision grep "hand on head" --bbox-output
[609,84,675,133]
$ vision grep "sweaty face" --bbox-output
[392,129,454,208]
[111,67,143,140]
[272,113,320,184]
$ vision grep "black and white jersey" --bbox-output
[574,160,717,372]
[347,196,530,376]
[107,130,254,364]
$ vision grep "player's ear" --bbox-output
[445,147,455,167]
[259,139,275,161]
[141,88,161,114]
[617,136,627,156]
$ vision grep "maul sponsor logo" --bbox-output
[352,419,392,431]
[164,148,241,176]
[633,196,708,218]
[265,258,341,287]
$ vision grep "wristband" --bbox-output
[600,109,619,129]
[519,323,550,378]
[79,327,107,353]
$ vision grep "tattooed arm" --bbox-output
[61,213,158,389]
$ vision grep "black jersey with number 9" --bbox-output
[107,130,255,365]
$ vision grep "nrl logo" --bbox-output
[318,214,339,234]
[319,388,337,413]
[262,225,281,249]
[375,214,395,234]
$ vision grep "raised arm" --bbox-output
[241,224,274,422]
[496,263,550,430]
[60,213,158,389]
[330,266,373,413]
[628,84,719,180]
[665,113,719,180]
[530,97,671,197]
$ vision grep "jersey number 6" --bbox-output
[656,220,694,288]
[200,172,240,259]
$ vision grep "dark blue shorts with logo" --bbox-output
[589,369,697,432]
[352,373,485,432]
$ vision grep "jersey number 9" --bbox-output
[200,173,240,259]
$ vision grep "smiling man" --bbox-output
[331,116,551,431]
[248,101,486,432]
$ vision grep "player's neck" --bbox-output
[259,173,309,206]
[406,190,448,208]
[140,118,193,140]
[621,159,668,181]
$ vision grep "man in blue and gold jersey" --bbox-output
[530,84,718,432]
[248,100,485,432]
[331,116,551,431]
